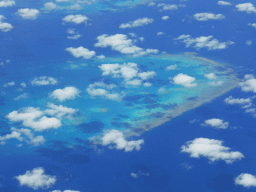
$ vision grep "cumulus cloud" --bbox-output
[166,64,177,70]
[65,46,95,59]
[172,73,197,88]
[157,32,164,36]
[6,107,62,131]
[248,23,256,29]
[224,96,252,105]
[31,76,58,86]
[86,81,121,101]
[3,81,15,87]
[246,40,252,46]
[181,138,244,163]
[0,0,15,7]
[14,93,29,100]
[0,127,45,146]
[158,3,182,10]
[194,13,225,21]
[94,34,159,56]
[218,1,231,6]
[162,16,170,20]
[98,63,156,87]
[239,74,256,93]
[0,15,13,32]
[20,82,27,88]
[49,86,80,102]
[204,73,217,80]
[99,129,144,152]
[44,2,57,10]
[15,167,56,190]
[174,35,234,50]
[236,3,256,14]
[16,8,39,20]
[44,103,77,119]
[119,17,154,29]
[235,173,256,188]
[201,118,229,129]
[62,14,88,24]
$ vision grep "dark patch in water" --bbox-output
[79,121,105,133]
[187,96,198,101]
[111,121,131,128]
[150,112,165,118]
[0,96,5,106]
[118,114,130,118]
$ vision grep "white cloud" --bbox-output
[239,74,256,93]
[218,1,231,6]
[14,93,29,100]
[174,35,234,50]
[235,173,256,188]
[0,15,13,32]
[246,40,252,46]
[97,55,105,59]
[98,63,156,87]
[0,0,15,7]
[44,2,57,10]
[204,73,217,80]
[94,34,159,56]
[248,23,256,29]
[148,2,155,6]
[194,13,225,21]
[20,82,27,88]
[15,167,56,190]
[67,34,82,40]
[86,81,121,101]
[119,18,154,29]
[2,127,45,146]
[236,3,256,14]
[224,96,252,105]
[181,138,244,163]
[162,16,170,20]
[209,81,224,86]
[100,129,144,152]
[173,73,197,88]
[6,107,62,131]
[202,118,229,129]
[50,86,80,102]
[65,46,95,59]
[166,64,177,70]
[16,8,39,20]
[3,81,15,87]
[158,3,179,10]
[157,32,164,36]
[143,82,152,87]
[62,14,88,24]
[52,190,80,192]
[44,103,77,119]
[31,76,58,86]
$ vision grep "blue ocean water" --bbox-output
[0,0,256,191]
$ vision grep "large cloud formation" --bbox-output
[235,173,256,188]
[181,138,244,163]
[16,8,39,20]
[15,167,56,190]
[94,34,158,56]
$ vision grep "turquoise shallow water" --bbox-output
[0,53,239,153]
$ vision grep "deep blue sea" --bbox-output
[0,0,256,191]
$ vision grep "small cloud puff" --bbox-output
[0,15,13,32]
[162,16,170,20]
[31,76,58,86]
[224,96,252,105]
[239,74,256,93]
[16,8,39,20]
[236,3,256,14]
[202,118,229,129]
[119,17,154,29]
[50,86,80,102]
[174,35,234,50]
[99,129,144,152]
[0,0,15,7]
[3,81,15,87]
[44,2,57,10]
[65,46,95,59]
[235,173,256,188]
[248,23,256,29]
[62,14,88,24]
[204,73,217,80]
[194,13,225,21]
[217,1,231,6]
[15,167,56,190]
[172,73,197,88]
[52,190,80,192]
[181,138,244,163]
